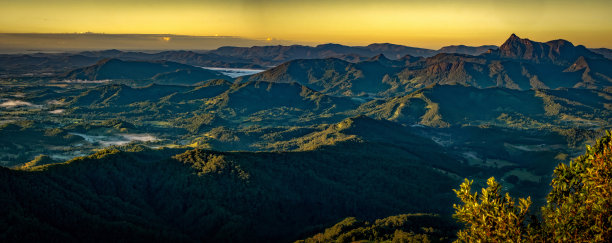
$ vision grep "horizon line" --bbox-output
[0,32,503,50]
[1,32,609,50]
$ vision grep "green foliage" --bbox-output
[17,154,58,169]
[553,127,601,148]
[542,131,612,242]
[182,113,221,134]
[454,131,612,242]
[453,177,532,242]
[297,214,456,243]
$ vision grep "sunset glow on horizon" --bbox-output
[1,0,611,48]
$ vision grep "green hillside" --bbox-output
[1,136,461,242]
[61,58,231,86]
[361,85,611,129]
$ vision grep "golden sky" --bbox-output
[1,0,611,48]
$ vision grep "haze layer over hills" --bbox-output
[0,34,610,242]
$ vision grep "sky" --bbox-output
[1,0,611,49]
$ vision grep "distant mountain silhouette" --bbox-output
[2,34,608,92]
[590,48,612,60]
[1,43,501,76]
[242,35,612,94]
[488,34,603,65]
[61,58,231,85]
[363,43,437,58]
[365,53,405,67]
[437,45,498,56]
[208,43,437,66]
[0,53,100,75]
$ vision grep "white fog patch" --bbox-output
[69,132,159,147]
[50,151,88,161]
[69,133,106,143]
[49,109,65,114]
[0,99,42,108]
[201,67,266,78]
[119,134,158,143]
[59,79,112,84]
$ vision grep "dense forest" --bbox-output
[1,139,459,242]
[299,131,611,242]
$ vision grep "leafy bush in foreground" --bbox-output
[453,131,612,242]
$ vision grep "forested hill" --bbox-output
[0,132,462,242]
[61,58,231,86]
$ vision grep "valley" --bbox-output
[0,34,610,242]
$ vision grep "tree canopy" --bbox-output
[454,131,612,242]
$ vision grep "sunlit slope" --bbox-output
[360,85,611,128]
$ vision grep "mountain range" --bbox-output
[1,33,611,242]
[590,48,612,59]
[240,34,612,96]
[1,43,500,77]
[487,34,603,65]
[3,35,611,96]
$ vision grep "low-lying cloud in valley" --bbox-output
[0,99,42,108]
